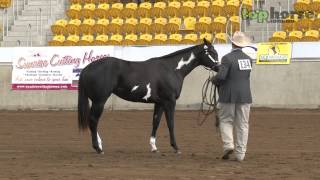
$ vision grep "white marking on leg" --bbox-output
[131,85,139,92]
[150,136,157,152]
[97,132,103,150]
[176,52,195,70]
[143,83,151,101]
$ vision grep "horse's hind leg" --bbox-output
[89,101,106,154]
[150,103,164,152]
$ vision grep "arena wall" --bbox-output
[1,42,320,110]
[1,59,319,110]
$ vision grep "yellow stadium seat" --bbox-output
[242,0,253,11]
[183,16,196,31]
[66,3,82,19]
[94,34,109,45]
[48,35,65,46]
[311,0,320,13]
[151,1,167,17]
[107,34,123,45]
[197,32,213,43]
[286,30,303,42]
[80,18,95,35]
[64,34,80,46]
[122,33,138,46]
[94,18,109,35]
[108,2,123,18]
[121,17,138,34]
[69,0,81,4]
[95,0,108,3]
[210,0,225,16]
[51,19,68,35]
[296,16,312,32]
[151,33,168,45]
[137,2,152,17]
[229,16,240,33]
[136,33,153,45]
[179,0,195,17]
[107,17,124,34]
[165,17,181,33]
[194,0,210,17]
[136,17,153,34]
[166,33,183,44]
[80,3,95,19]
[195,16,211,33]
[269,31,287,42]
[181,33,198,44]
[282,14,298,32]
[94,3,109,19]
[211,16,227,33]
[294,0,310,12]
[150,17,168,33]
[78,34,94,46]
[214,32,228,43]
[83,0,94,3]
[225,0,240,16]
[302,30,319,41]
[121,2,138,18]
[165,1,181,17]
[66,19,81,35]
[311,13,320,30]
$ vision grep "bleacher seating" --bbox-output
[48,0,254,46]
[269,0,320,42]
[0,0,11,8]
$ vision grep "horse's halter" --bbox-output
[203,45,219,64]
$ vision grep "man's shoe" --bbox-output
[222,149,234,160]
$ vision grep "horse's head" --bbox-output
[196,38,219,70]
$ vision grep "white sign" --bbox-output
[11,46,114,90]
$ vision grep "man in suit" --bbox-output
[211,31,253,162]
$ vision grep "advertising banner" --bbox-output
[256,42,292,64]
[11,46,113,90]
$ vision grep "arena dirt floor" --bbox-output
[0,108,320,180]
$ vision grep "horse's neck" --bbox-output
[173,52,199,78]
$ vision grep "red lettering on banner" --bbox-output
[50,54,81,67]
[83,50,109,64]
[16,57,49,69]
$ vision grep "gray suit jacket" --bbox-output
[212,49,252,103]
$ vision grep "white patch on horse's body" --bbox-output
[176,52,195,70]
[97,132,102,150]
[150,136,157,152]
[131,85,139,92]
[143,83,151,101]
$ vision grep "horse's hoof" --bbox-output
[175,150,182,154]
[151,149,160,153]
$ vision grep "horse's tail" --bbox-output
[78,72,90,130]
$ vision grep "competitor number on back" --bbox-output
[238,59,252,70]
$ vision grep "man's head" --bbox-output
[231,31,251,49]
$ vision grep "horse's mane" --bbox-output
[149,44,201,61]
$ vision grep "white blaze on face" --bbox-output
[97,132,103,150]
[176,52,195,70]
[131,85,139,92]
[150,136,157,152]
[143,83,151,101]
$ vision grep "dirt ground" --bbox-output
[0,108,319,180]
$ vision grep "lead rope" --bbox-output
[197,71,220,133]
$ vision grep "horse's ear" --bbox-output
[203,38,209,45]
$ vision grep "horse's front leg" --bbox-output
[164,100,180,154]
[150,103,164,152]
[89,101,105,154]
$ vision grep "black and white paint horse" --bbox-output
[78,39,219,154]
